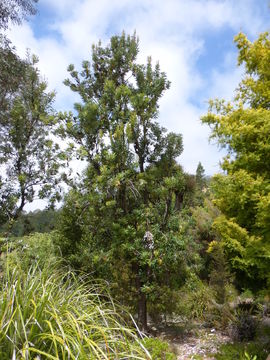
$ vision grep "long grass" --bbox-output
[0,261,150,359]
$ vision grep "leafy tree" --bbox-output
[0,0,38,111]
[193,162,207,206]
[191,198,220,279]
[0,0,38,30]
[196,162,206,190]
[201,32,270,291]
[0,0,38,120]
[0,209,59,236]
[0,55,65,224]
[208,241,231,304]
[0,36,28,121]
[57,33,195,329]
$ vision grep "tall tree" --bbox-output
[201,32,270,290]
[0,0,38,30]
[0,36,27,119]
[195,162,206,190]
[57,33,194,329]
[0,0,38,134]
[0,55,65,224]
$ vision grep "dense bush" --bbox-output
[143,338,177,360]
[0,232,58,271]
[231,311,258,342]
[0,209,59,237]
[216,342,269,360]
[176,275,214,320]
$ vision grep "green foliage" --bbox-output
[0,0,38,29]
[215,342,269,360]
[231,309,258,342]
[0,209,59,237]
[210,216,269,289]
[143,338,176,360]
[190,198,220,280]
[194,162,207,205]
[201,32,270,291]
[208,241,232,304]
[0,232,58,272]
[192,199,219,244]
[0,262,151,359]
[177,275,214,320]
[57,32,198,328]
[0,35,27,114]
[244,353,257,360]
[0,55,66,223]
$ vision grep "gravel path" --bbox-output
[171,328,230,359]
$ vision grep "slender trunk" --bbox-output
[139,158,144,173]
[138,290,147,330]
[174,191,184,211]
[161,195,172,231]
[134,264,148,331]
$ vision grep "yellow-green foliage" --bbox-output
[177,275,214,320]
[201,32,270,290]
[210,216,270,285]
[0,232,58,271]
[0,262,151,359]
[143,338,177,360]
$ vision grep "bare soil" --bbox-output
[149,322,231,359]
[173,327,230,359]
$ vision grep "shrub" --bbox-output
[177,275,214,320]
[232,311,258,341]
[0,232,58,272]
[143,337,177,360]
[208,242,231,304]
[0,262,151,359]
[216,342,269,360]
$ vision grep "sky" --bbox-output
[7,0,270,179]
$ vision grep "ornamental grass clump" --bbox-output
[0,262,150,359]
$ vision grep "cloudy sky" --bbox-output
[7,0,270,176]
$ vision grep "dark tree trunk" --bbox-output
[138,290,147,331]
[174,191,184,211]
[139,159,144,173]
[134,263,148,331]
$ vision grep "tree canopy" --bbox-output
[0,0,38,29]
[0,55,65,224]
[57,33,198,329]
[202,32,270,290]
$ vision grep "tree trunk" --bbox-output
[138,287,147,331]
[134,263,148,331]
[174,191,184,211]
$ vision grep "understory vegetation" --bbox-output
[0,2,270,359]
[0,262,149,359]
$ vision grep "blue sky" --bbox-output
[7,0,270,178]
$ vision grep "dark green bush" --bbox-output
[231,310,258,342]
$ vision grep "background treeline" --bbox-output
[0,1,270,359]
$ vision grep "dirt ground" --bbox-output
[172,327,230,359]
[150,322,231,359]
